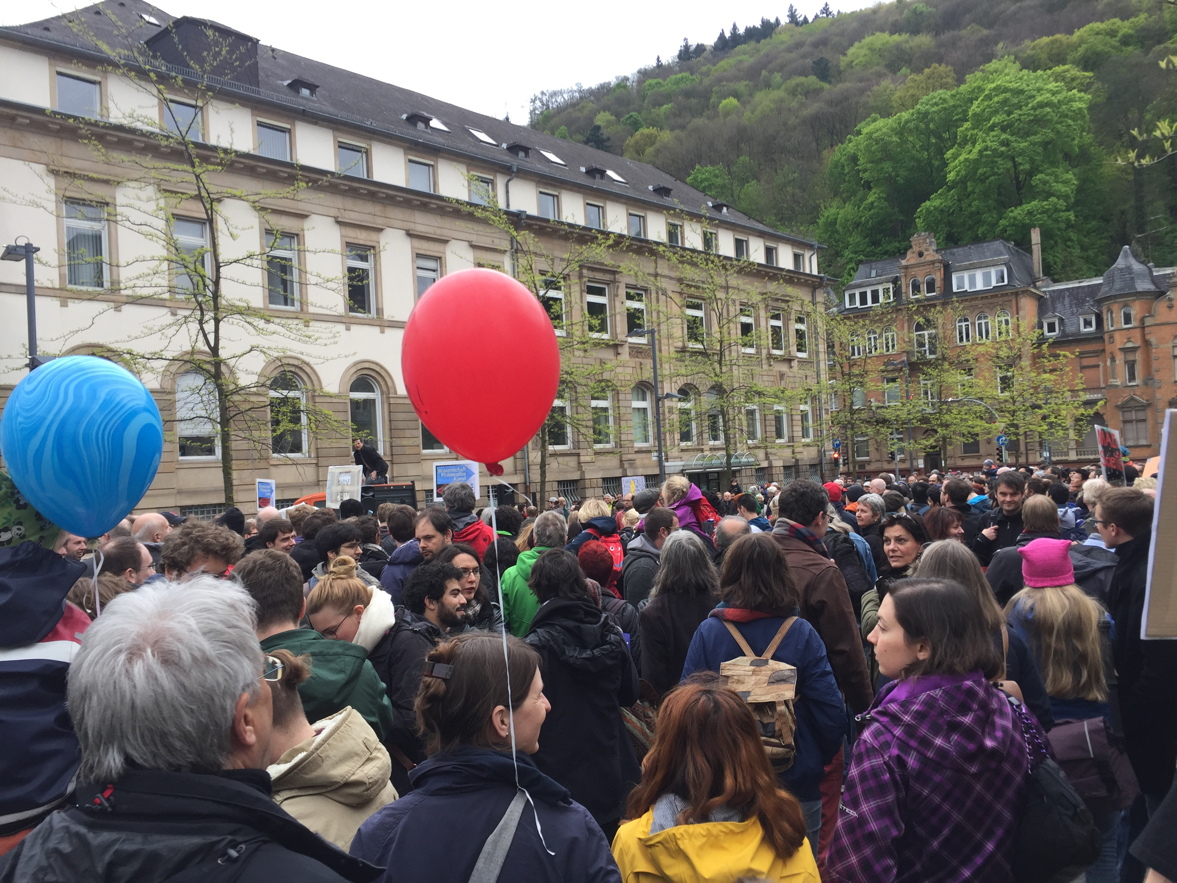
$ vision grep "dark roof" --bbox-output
[1096,246,1164,301]
[847,257,902,286]
[3,0,812,247]
[847,239,1035,288]
[1041,266,1174,341]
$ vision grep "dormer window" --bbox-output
[910,277,922,297]
[710,202,731,215]
[404,112,449,132]
[285,78,318,99]
[504,143,530,159]
[952,265,1007,292]
[583,166,606,181]
[651,184,673,198]
[925,274,937,295]
[1042,317,1060,337]
[1080,314,1096,332]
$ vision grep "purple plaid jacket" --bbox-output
[826,672,1029,882]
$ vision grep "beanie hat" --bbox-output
[823,481,843,503]
[844,485,866,503]
[1020,537,1075,588]
[633,488,659,514]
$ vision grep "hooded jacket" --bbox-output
[365,605,436,776]
[526,597,640,826]
[450,511,495,561]
[500,545,553,637]
[620,533,660,606]
[612,805,820,883]
[1068,543,1119,605]
[267,708,398,851]
[378,539,422,606]
[826,674,1030,882]
[350,748,620,883]
[566,516,621,556]
[681,607,845,802]
[667,484,717,548]
[0,769,380,883]
[0,542,89,836]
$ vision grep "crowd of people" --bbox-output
[0,461,1174,883]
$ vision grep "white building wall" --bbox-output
[0,47,49,106]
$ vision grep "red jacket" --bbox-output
[452,516,495,560]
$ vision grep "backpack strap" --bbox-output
[722,616,797,659]
[468,789,528,883]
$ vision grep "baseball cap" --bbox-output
[633,488,660,514]
[161,511,187,527]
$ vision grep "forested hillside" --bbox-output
[529,0,1177,281]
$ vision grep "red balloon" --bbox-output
[402,268,560,471]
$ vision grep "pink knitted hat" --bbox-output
[1019,537,1075,588]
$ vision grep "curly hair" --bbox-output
[159,521,244,577]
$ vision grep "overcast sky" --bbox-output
[10,0,883,123]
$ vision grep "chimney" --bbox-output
[1030,227,1043,280]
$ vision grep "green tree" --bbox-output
[583,124,612,151]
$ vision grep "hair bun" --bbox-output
[328,555,358,577]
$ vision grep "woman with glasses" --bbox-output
[435,543,504,633]
[350,633,621,883]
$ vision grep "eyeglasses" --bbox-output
[318,611,352,639]
[183,566,230,579]
[1090,519,1112,527]
[262,655,285,682]
[456,567,480,578]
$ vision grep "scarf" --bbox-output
[773,518,830,558]
[352,586,396,653]
[707,603,796,622]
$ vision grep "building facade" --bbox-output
[0,0,826,516]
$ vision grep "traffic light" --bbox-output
[832,451,840,461]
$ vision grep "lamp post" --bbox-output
[946,396,1004,462]
[632,327,680,486]
[1,240,42,371]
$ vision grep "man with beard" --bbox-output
[402,562,467,642]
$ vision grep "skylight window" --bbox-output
[539,149,566,166]
[138,12,161,25]
[605,169,627,184]
[429,118,450,132]
[467,127,496,145]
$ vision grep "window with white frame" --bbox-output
[685,298,705,347]
[165,99,201,140]
[1042,317,1060,337]
[64,200,108,290]
[585,202,604,229]
[956,315,972,345]
[764,245,777,266]
[745,405,761,441]
[735,238,749,259]
[668,222,682,246]
[854,435,870,460]
[769,312,785,353]
[1080,314,1096,332]
[794,251,805,272]
[1121,407,1148,446]
[883,326,897,353]
[173,217,208,296]
[591,391,614,447]
[998,370,1014,395]
[540,277,565,333]
[625,289,646,340]
[925,274,938,295]
[844,285,893,309]
[773,405,788,441]
[975,312,992,341]
[910,277,922,298]
[270,371,308,456]
[257,122,291,161]
[740,306,756,352]
[338,142,368,177]
[852,387,866,409]
[1121,306,1134,327]
[469,175,494,206]
[346,245,373,314]
[628,213,646,238]
[996,310,1012,338]
[952,265,1007,292]
[914,320,937,358]
[56,72,99,117]
[678,387,697,443]
[799,402,813,441]
[849,334,862,358]
[631,385,652,446]
[408,159,434,193]
[920,378,936,405]
[586,283,610,337]
[1106,309,1115,330]
[416,255,440,299]
[889,430,906,461]
[866,329,879,355]
[794,314,809,357]
[884,377,900,405]
[349,375,382,450]
[547,396,570,449]
[421,422,449,453]
[1125,358,1138,385]
[538,191,559,220]
[706,388,723,444]
[176,371,219,459]
[266,231,299,309]
[703,230,717,253]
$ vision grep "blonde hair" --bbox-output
[1079,477,1110,510]
[1005,584,1108,702]
[1020,495,1059,533]
[661,475,690,506]
[1133,476,1157,490]
[623,507,641,528]
[577,498,611,521]
[305,556,373,616]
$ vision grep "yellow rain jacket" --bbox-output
[611,807,820,883]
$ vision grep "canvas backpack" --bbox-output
[719,618,799,773]
[584,527,624,593]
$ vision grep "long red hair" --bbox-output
[625,674,807,858]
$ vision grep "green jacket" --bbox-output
[261,628,395,742]
[501,546,552,637]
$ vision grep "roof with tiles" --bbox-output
[1040,264,1173,341]
[3,0,813,247]
[1096,245,1165,301]
[846,239,1035,289]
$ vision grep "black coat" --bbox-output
[638,589,719,697]
[970,507,1024,566]
[856,521,886,574]
[1109,536,1177,795]
[0,769,379,882]
[525,597,640,827]
[823,530,872,621]
[352,444,387,476]
[984,531,1063,607]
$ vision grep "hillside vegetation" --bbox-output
[530,0,1177,281]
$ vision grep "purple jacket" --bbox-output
[668,483,715,548]
[827,673,1029,882]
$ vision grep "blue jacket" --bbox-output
[350,748,620,883]
[681,608,845,802]
[846,530,878,583]
[378,539,422,606]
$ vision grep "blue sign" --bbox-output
[996,434,1008,447]
[433,460,480,501]
[831,439,841,450]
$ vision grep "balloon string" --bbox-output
[489,475,533,509]
[91,547,104,617]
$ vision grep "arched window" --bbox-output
[270,371,308,456]
[910,277,922,297]
[975,312,992,341]
[177,371,219,459]
[865,329,879,355]
[677,387,697,444]
[631,385,652,446]
[996,310,1011,338]
[925,274,937,295]
[956,315,972,345]
[849,333,862,358]
[882,326,898,353]
[914,320,937,358]
[1106,309,1115,330]
[349,375,382,451]
[706,386,723,444]
[1121,306,1134,327]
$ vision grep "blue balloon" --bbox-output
[0,356,164,537]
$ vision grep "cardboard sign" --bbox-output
[620,476,647,497]
[326,465,364,509]
[433,460,479,502]
[1143,410,1177,640]
[1095,425,1123,480]
[255,478,276,511]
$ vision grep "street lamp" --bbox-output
[632,327,681,486]
[946,397,1004,462]
[1,240,43,371]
